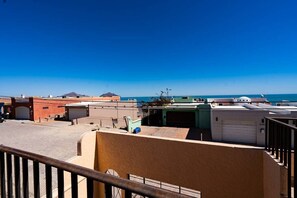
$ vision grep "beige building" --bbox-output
[66,100,140,128]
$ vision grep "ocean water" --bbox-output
[122,93,297,103]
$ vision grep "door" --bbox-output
[166,111,196,127]
[68,108,87,120]
[15,106,30,120]
[222,120,257,144]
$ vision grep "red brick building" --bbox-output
[11,96,120,121]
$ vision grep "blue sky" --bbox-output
[0,0,297,97]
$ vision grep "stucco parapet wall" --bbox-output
[97,130,264,150]
[97,130,266,198]
[60,131,97,198]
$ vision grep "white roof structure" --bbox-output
[237,96,251,103]
[66,102,103,107]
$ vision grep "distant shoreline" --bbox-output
[122,93,297,103]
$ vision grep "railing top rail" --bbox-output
[266,117,297,131]
[268,117,297,121]
[0,145,190,198]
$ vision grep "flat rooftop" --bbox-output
[138,126,212,141]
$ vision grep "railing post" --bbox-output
[265,118,268,150]
[0,151,6,198]
[46,164,52,198]
[125,189,132,198]
[268,119,272,152]
[290,127,297,197]
[105,183,112,198]
[87,178,94,198]
[6,153,12,198]
[280,125,284,164]
[272,121,275,155]
[14,156,20,198]
[33,161,40,198]
[125,174,132,198]
[57,168,64,198]
[284,126,288,166]
[22,158,29,198]
[288,128,292,198]
[275,124,280,160]
[71,173,78,198]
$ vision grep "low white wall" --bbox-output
[73,116,127,129]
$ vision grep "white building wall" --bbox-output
[212,110,270,146]
[212,108,297,146]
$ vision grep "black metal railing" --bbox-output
[0,145,191,198]
[265,117,297,198]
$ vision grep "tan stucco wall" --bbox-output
[62,132,97,198]
[263,151,288,198]
[96,131,264,198]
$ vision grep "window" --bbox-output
[43,107,49,109]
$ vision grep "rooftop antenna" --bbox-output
[165,88,172,98]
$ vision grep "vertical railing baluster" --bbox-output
[22,158,29,198]
[0,151,6,198]
[284,126,288,166]
[46,164,52,198]
[125,189,132,198]
[14,156,20,198]
[6,153,12,198]
[57,168,64,198]
[268,120,272,152]
[126,174,132,198]
[265,118,268,150]
[293,127,297,197]
[276,124,279,159]
[33,161,40,198]
[272,122,275,155]
[288,128,292,198]
[105,183,112,198]
[71,173,78,198]
[280,125,284,164]
[87,178,93,198]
